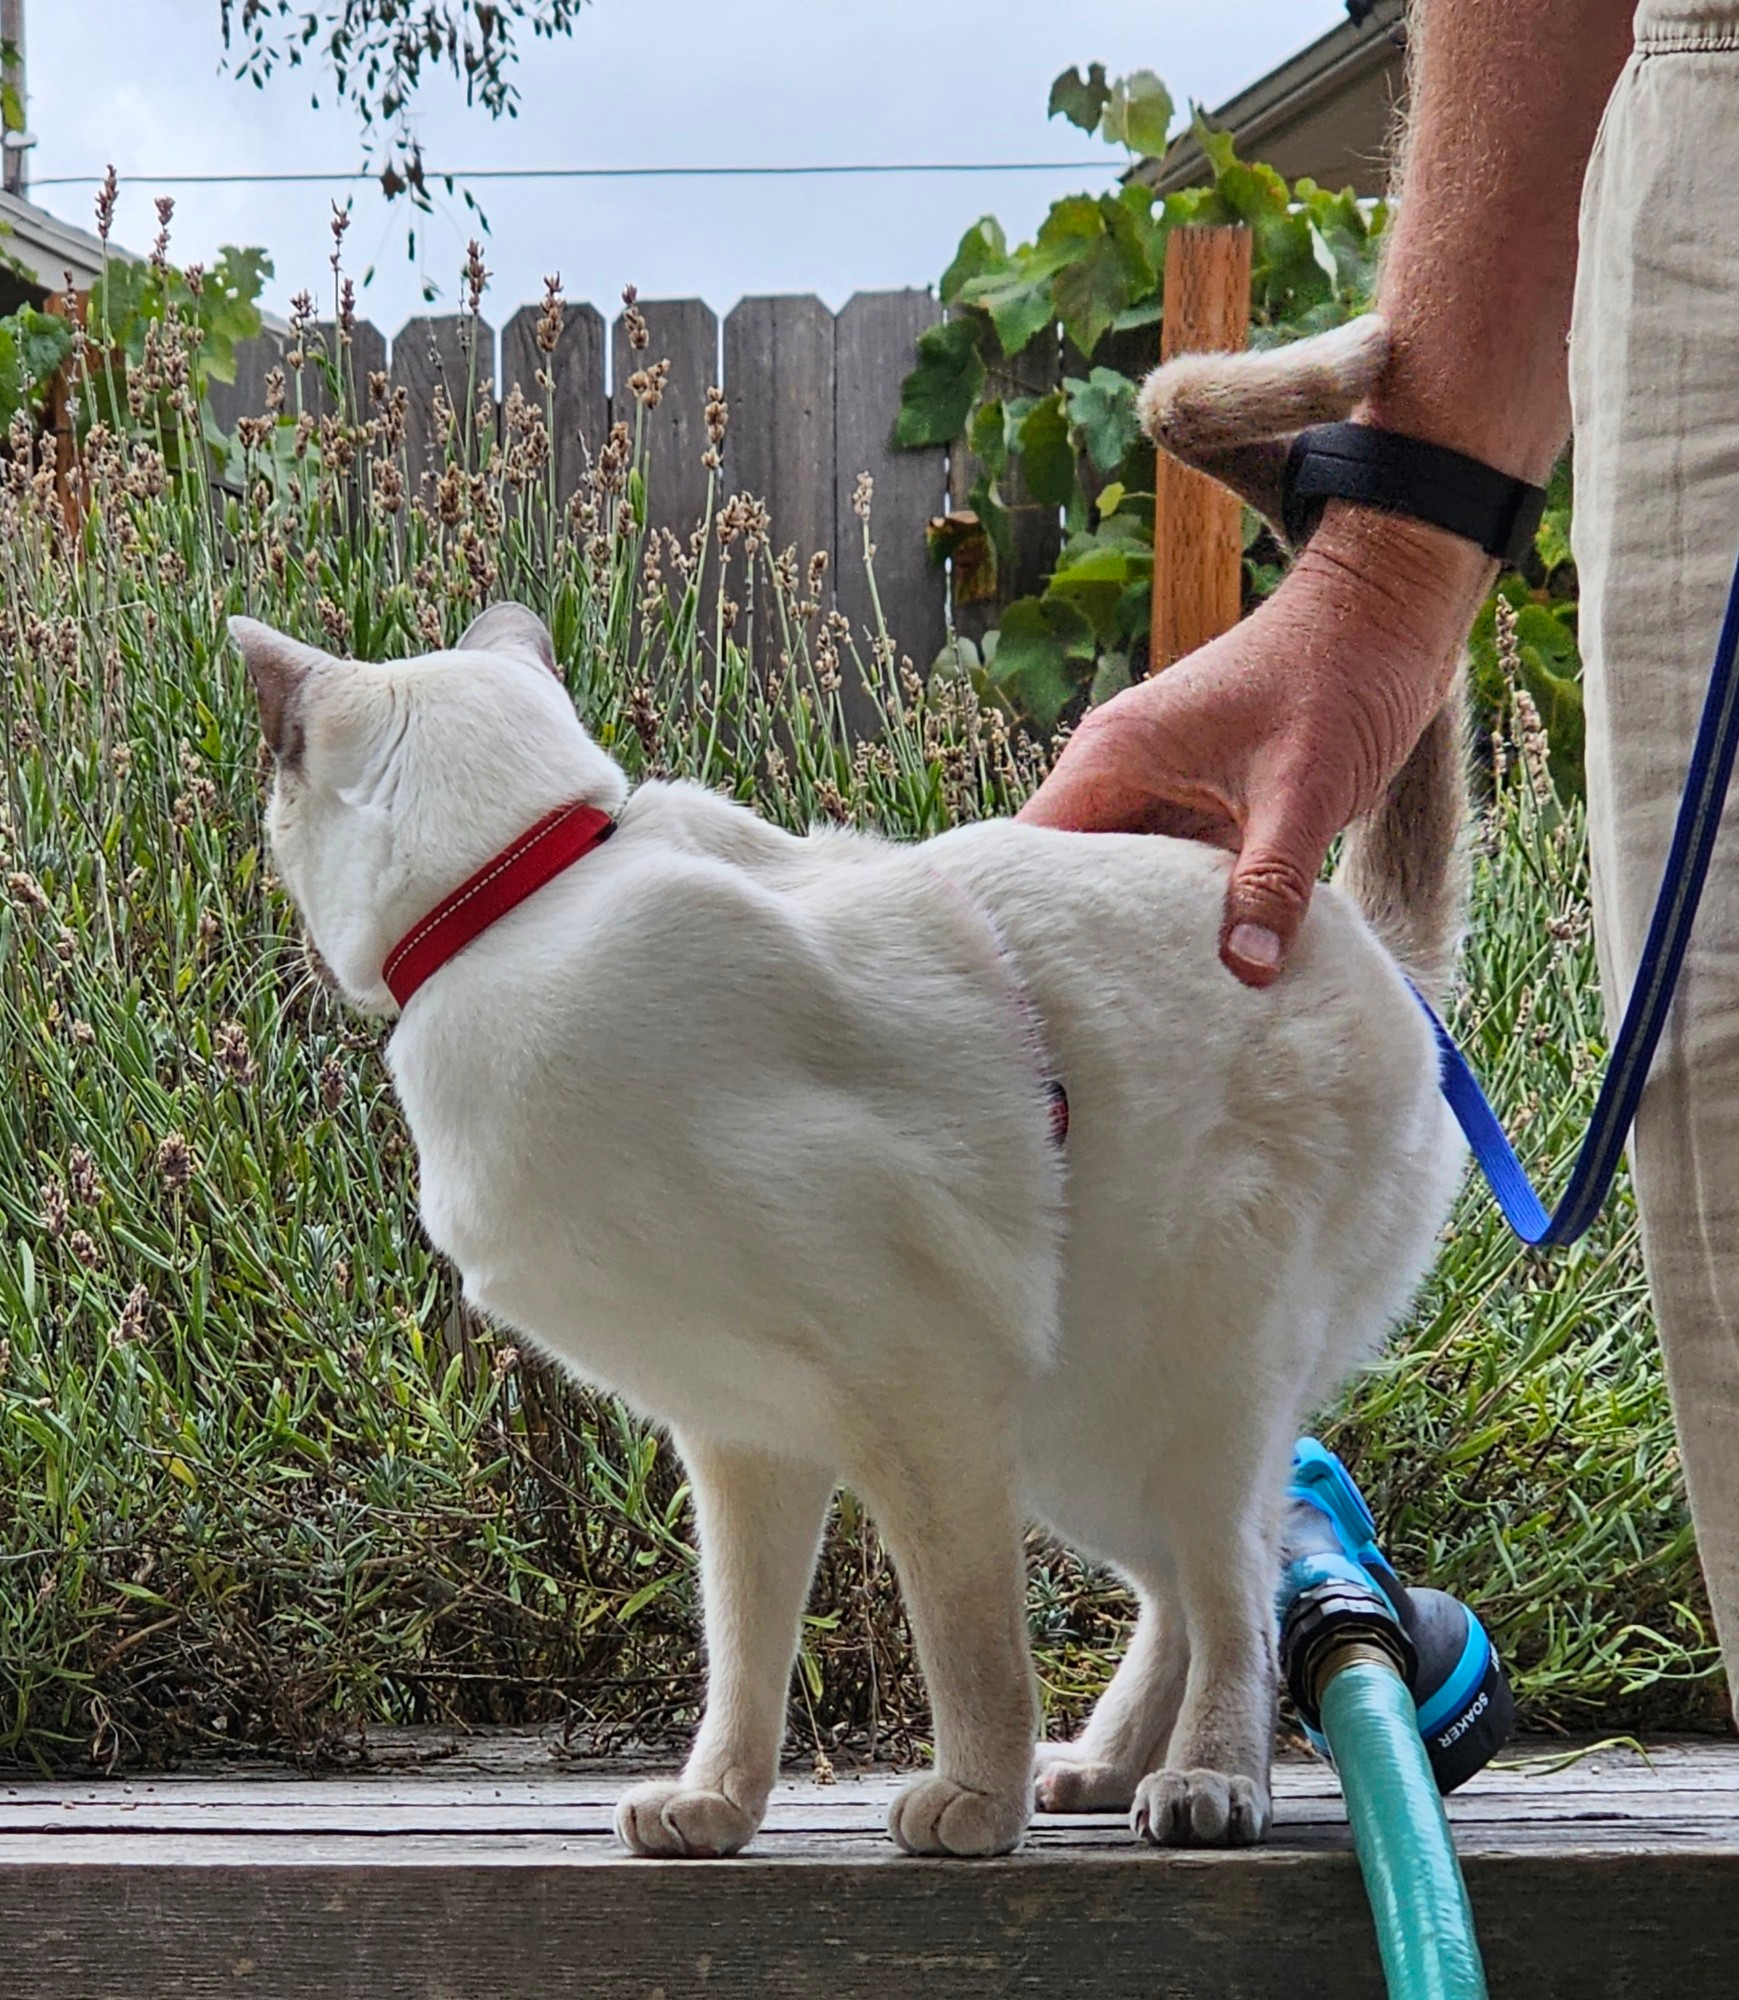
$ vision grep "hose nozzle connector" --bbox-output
[1278,1556,1415,1732]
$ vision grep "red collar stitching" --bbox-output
[382,800,616,1009]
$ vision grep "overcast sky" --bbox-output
[25,0,1346,341]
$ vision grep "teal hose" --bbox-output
[1318,1657,1488,2000]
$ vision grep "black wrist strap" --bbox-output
[1281,422,1547,568]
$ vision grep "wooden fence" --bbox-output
[205,291,990,689]
[202,232,1251,707]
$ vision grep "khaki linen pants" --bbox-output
[1572,0,1739,1712]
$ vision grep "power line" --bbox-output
[32,160,1106,189]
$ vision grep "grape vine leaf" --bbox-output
[1048,64,1110,134]
[991,595,1096,728]
[941,218,1009,307]
[1101,71,1174,158]
[1065,368,1140,475]
[894,316,987,449]
[1015,394,1075,509]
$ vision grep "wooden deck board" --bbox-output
[2,1737,1735,1997]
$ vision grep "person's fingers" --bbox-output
[1016,708,1160,833]
[1017,696,1238,842]
[1219,778,1338,987]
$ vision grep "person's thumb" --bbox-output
[1220,786,1335,987]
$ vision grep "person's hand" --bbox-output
[1017,509,1493,986]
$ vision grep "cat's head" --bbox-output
[233,603,628,1015]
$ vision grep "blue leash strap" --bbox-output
[1421,541,1739,1247]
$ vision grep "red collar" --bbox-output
[382,800,617,1009]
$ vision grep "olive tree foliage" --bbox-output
[219,2,590,198]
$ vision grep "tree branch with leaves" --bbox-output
[219,1,589,200]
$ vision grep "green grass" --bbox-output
[0,283,1721,1771]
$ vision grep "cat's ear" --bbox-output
[459,601,559,677]
[230,618,333,769]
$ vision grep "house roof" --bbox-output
[0,186,118,298]
[1144,0,1407,197]
[0,187,288,341]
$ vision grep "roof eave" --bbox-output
[1138,0,1407,194]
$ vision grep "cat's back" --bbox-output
[389,785,1066,1434]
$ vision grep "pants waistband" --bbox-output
[1636,4,1739,49]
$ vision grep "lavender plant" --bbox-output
[0,211,1714,1771]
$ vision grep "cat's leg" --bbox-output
[868,1449,1037,1858]
[1034,1580,1190,1813]
[1129,1503,1279,1849]
[615,1437,834,1859]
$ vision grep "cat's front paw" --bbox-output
[1033,1745,1138,1813]
[889,1774,1028,1857]
[614,1780,760,1859]
[1131,1767,1270,1847]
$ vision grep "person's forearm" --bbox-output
[1307,0,1637,651]
[1368,0,1635,482]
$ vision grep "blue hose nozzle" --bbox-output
[1277,1440,1514,1795]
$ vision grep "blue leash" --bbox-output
[1421,543,1739,1246]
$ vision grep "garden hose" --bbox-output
[1317,1651,1488,2000]
[1277,1442,1502,2000]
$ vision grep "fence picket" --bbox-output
[833,290,946,732]
[611,298,717,565]
[723,295,836,670]
[499,300,607,507]
[394,314,497,496]
[318,320,390,425]
[204,328,286,438]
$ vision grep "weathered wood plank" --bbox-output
[834,289,948,731]
[8,1738,1718,1809]
[281,320,391,428]
[3,1743,1737,1996]
[499,299,607,507]
[6,1744,1727,1808]
[270,320,390,526]
[3,1742,1735,1841]
[393,313,497,500]
[4,1798,1734,1846]
[318,319,390,425]
[723,295,836,669]
[204,329,287,437]
[7,1846,1739,1998]
[610,297,717,561]
[5,1770,1736,1841]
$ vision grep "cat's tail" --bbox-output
[1136,313,1468,1004]
[1137,313,1391,542]
[1330,685,1467,1007]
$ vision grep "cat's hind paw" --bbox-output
[1033,1746,1138,1813]
[889,1774,1029,1856]
[1131,1767,1269,1847]
[614,1780,760,1859]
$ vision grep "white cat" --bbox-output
[236,314,1466,1860]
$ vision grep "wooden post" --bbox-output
[44,287,85,535]
[1149,225,1252,673]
